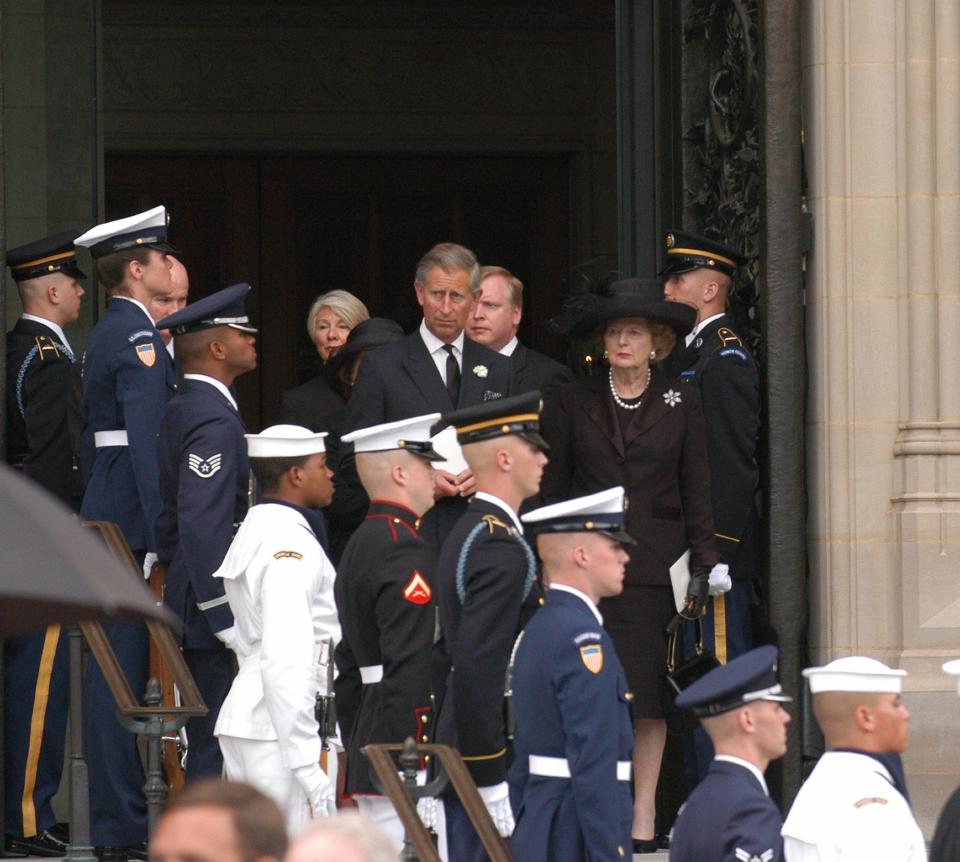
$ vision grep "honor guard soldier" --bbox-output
[74,206,178,858]
[3,232,86,857]
[782,657,926,862]
[508,487,636,862]
[213,425,340,833]
[335,414,443,851]
[662,230,759,662]
[432,391,548,862]
[154,284,259,781]
[670,646,792,862]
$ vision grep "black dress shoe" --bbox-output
[6,828,70,857]
[656,832,670,849]
[632,837,658,854]
[97,844,149,862]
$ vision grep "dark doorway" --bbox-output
[106,153,572,428]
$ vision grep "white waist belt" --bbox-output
[360,664,384,684]
[94,430,129,447]
[528,754,631,781]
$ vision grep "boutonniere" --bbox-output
[663,389,682,407]
[473,364,488,378]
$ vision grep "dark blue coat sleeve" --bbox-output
[720,796,783,862]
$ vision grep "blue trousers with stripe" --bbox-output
[3,625,69,838]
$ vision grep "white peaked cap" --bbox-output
[342,413,441,454]
[803,656,907,694]
[246,424,327,458]
[74,205,169,252]
[942,659,960,695]
[523,486,627,525]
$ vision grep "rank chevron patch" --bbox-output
[403,571,432,605]
[188,452,222,479]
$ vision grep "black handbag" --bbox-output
[665,616,720,696]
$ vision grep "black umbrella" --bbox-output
[0,463,176,638]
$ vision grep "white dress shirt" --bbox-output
[419,319,464,385]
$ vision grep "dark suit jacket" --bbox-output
[541,371,718,587]
[342,330,512,549]
[509,342,573,406]
[667,314,760,579]
[277,371,345,432]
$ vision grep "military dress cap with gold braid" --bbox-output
[6,231,87,281]
[74,204,178,258]
[659,228,746,278]
[522,486,636,545]
[156,283,257,335]
[342,412,444,461]
[432,389,548,451]
[675,645,792,718]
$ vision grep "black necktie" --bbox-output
[442,344,461,404]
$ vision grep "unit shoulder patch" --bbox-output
[273,550,303,560]
[187,453,222,478]
[135,342,157,367]
[127,329,154,343]
[579,643,603,674]
[403,570,432,605]
[853,797,889,809]
[719,347,750,362]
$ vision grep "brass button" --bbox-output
[538,597,545,606]
[393,518,401,524]
[421,714,429,724]
[617,847,624,858]
[421,735,429,742]
[624,692,634,702]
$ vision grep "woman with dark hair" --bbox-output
[541,278,719,854]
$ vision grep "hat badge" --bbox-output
[666,233,675,249]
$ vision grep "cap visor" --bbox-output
[658,261,701,277]
[520,431,550,452]
[149,240,180,255]
[227,323,258,334]
[602,528,637,546]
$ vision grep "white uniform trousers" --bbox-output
[219,735,338,836]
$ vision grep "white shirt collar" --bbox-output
[499,336,519,357]
[166,340,175,358]
[420,318,465,356]
[714,755,769,795]
[685,311,726,347]
[183,373,239,411]
[549,583,603,624]
[21,314,71,353]
[113,294,156,326]
[473,491,523,533]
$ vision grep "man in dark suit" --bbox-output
[344,243,511,548]
[3,232,87,857]
[74,206,179,858]
[156,284,258,783]
[671,646,791,862]
[466,266,572,404]
[661,230,760,666]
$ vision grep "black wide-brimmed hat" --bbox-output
[548,278,696,338]
[329,317,404,367]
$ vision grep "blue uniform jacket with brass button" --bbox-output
[433,496,542,787]
[334,500,436,795]
[80,298,175,550]
[508,588,633,862]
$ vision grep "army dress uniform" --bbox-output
[671,646,791,862]
[74,207,178,850]
[3,234,86,856]
[214,427,340,834]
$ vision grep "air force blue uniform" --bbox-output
[508,588,633,862]
[80,296,175,847]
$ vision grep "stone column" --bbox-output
[803,0,960,834]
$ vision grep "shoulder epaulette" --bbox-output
[34,335,61,360]
[481,513,511,534]
[16,336,71,419]
[715,327,743,348]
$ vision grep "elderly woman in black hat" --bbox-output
[541,278,719,853]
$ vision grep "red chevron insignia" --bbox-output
[403,571,432,605]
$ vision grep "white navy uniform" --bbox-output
[782,751,927,862]
[213,502,340,832]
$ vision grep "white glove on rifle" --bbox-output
[142,551,158,581]
[294,762,336,818]
[708,563,732,596]
[417,795,438,831]
[477,781,514,837]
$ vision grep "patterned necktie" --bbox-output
[442,344,460,404]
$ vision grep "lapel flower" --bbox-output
[473,364,489,378]
[663,389,682,407]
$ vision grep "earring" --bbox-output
[603,350,609,361]
[649,350,656,360]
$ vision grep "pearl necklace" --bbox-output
[609,366,651,410]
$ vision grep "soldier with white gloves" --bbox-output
[214,424,341,833]
[782,656,926,862]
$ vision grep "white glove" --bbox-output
[417,795,438,831]
[708,563,732,596]
[477,782,514,837]
[214,625,239,652]
[142,551,158,581]
[294,762,337,818]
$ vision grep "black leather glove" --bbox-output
[681,565,711,619]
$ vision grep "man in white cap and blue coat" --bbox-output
[782,656,926,861]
